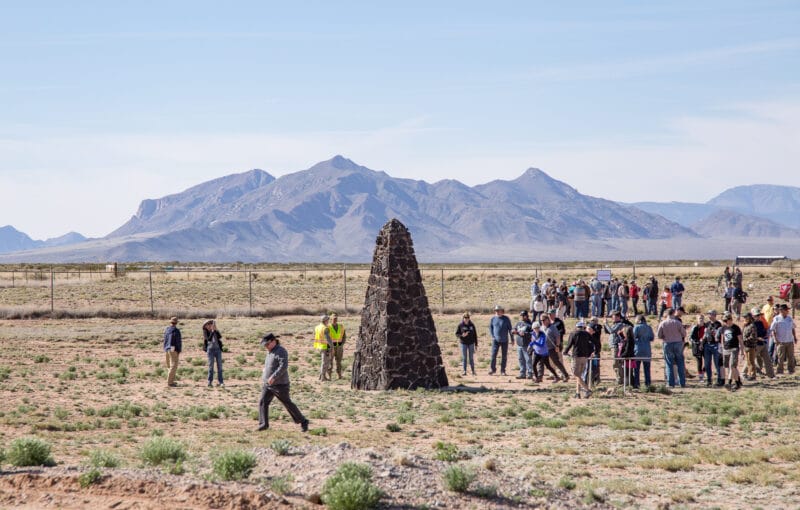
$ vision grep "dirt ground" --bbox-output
[0,305,799,509]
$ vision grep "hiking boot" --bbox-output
[301,420,309,432]
[488,370,496,375]
[574,392,581,399]
[500,371,507,376]
[515,375,526,379]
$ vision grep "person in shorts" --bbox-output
[717,312,743,391]
[564,321,594,398]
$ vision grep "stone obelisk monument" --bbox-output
[351,219,449,390]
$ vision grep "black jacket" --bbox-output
[203,329,224,352]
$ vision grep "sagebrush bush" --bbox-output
[442,464,475,493]
[88,449,121,468]
[269,439,292,456]
[212,449,257,481]
[322,462,382,510]
[7,437,55,467]
[79,467,103,488]
[140,437,186,467]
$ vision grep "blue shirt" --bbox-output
[670,281,685,295]
[633,323,654,358]
[528,331,548,356]
[489,315,513,343]
[163,325,182,353]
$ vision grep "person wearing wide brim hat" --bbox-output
[488,305,512,375]
[202,319,225,387]
[163,317,182,387]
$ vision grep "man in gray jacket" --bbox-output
[258,333,309,432]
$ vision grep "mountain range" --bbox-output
[0,226,87,254]
[3,156,800,262]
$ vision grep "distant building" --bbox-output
[734,255,787,266]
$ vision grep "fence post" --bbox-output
[343,264,348,313]
[149,271,154,316]
[440,268,445,314]
[11,270,14,288]
[50,267,54,313]
[249,271,253,315]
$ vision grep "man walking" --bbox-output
[328,313,346,379]
[258,333,309,432]
[770,304,797,374]
[541,313,569,382]
[163,316,182,387]
[313,315,333,381]
[656,308,686,388]
[489,305,512,375]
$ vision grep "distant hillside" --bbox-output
[707,185,800,229]
[0,226,87,254]
[0,156,696,262]
[632,184,800,230]
[691,210,800,238]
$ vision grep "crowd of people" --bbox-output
[456,270,798,398]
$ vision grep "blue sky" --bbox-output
[2,1,799,239]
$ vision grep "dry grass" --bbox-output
[0,262,799,507]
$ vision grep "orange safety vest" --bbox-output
[329,323,345,343]
[314,323,329,350]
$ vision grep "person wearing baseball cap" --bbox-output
[258,333,309,433]
[313,315,333,381]
[513,310,534,379]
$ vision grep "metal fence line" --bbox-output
[0,263,793,317]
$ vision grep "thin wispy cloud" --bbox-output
[526,38,800,82]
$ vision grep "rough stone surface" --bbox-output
[352,219,448,390]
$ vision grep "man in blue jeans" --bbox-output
[512,310,534,379]
[702,310,724,386]
[670,276,685,310]
[488,305,512,375]
[656,307,686,387]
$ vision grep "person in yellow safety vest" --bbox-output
[329,313,347,379]
[314,314,332,381]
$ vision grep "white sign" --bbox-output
[597,270,612,282]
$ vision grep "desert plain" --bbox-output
[0,262,798,509]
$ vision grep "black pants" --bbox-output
[259,384,306,428]
[548,351,570,379]
[533,353,558,380]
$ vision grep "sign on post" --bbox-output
[597,270,612,282]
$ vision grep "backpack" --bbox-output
[779,282,792,300]
[735,289,748,303]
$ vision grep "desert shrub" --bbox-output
[433,441,461,462]
[140,437,186,467]
[270,439,292,456]
[79,467,103,488]
[0,447,5,466]
[270,475,293,495]
[7,437,55,467]
[212,449,258,481]
[321,462,382,510]
[442,464,475,493]
[558,476,576,490]
[386,423,401,432]
[88,449,121,468]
